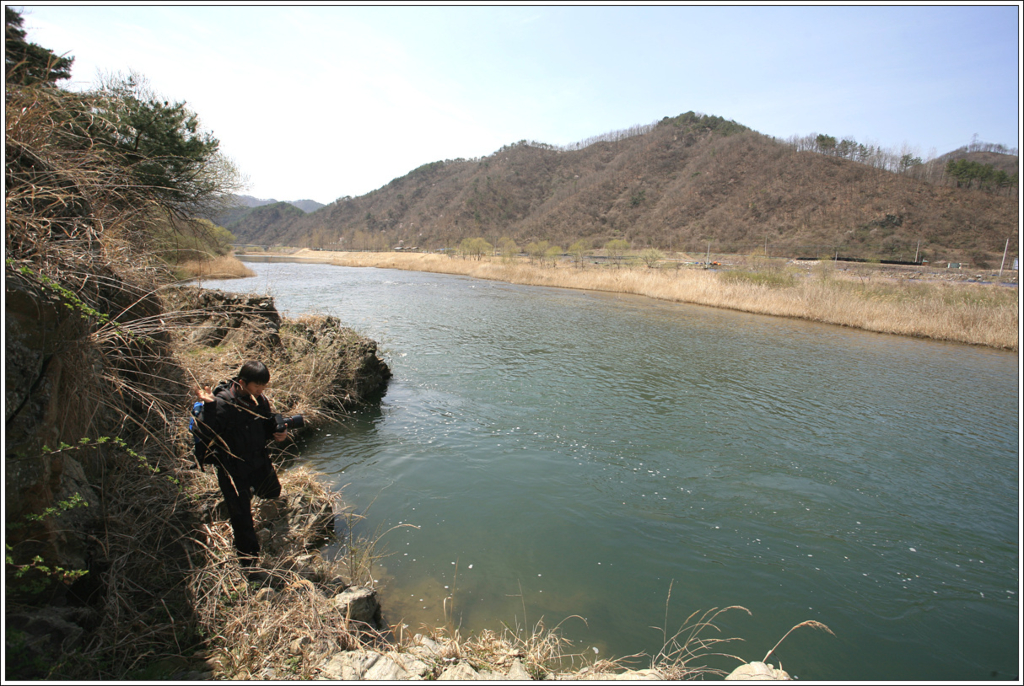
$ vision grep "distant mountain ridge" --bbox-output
[232,195,325,213]
[214,196,325,230]
[224,113,1018,265]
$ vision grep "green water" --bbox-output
[207,260,1019,680]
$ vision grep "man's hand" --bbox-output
[195,385,215,403]
[273,430,288,443]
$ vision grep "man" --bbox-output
[194,360,288,563]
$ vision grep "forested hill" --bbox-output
[212,196,324,228]
[226,113,1018,265]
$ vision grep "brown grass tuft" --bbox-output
[185,468,376,679]
[176,254,256,280]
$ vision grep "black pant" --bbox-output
[215,456,281,560]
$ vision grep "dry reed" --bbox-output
[302,250,1018,350]
[6,79,377,681]
[176,254,256,280]
[184,466,382,680]
[411,574,596,679]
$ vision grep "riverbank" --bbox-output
[10,279,809,680]
[244,249,1019,351]
[176,254,256,280]
[184,464,805,681]
[161,290,815,681]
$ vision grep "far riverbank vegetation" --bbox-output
[257,247,1018,351]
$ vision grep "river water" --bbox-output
[203,260,1019,680]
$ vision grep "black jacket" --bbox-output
[199,379,276,475]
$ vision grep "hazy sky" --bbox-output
[17,4,1021,205]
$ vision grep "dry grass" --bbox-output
[5,79,383,681]
[371,578,776,681]
[410,620,588,679]
[176,254,256,280]
[166,301,382,428]
[184,466,382,680]
[407,574,596,679]
[302,250,1018,350]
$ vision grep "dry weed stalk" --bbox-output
[407,576,610,680]
[649,581,751,679]
[648,581,835,679]
[762,619,836,665]
[421,615,590,679]
[184,466,393,679]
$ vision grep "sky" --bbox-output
[16,4,1021,205]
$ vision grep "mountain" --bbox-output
[935,150,1018,175]
[229,195,326,213]
[224,201,306,241]
[226,113,1018,265]
[288,199,326,213]
[232,195,275,208]
[904,148,1018,191]
[212,195,325,231]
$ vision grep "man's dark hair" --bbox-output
[238,360,270,384]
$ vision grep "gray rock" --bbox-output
[289,636,312,655]
[476,668,503,679]
[5,281,100,575]
[571,668,664,681]
[321,651,378,680]
[507,658,532,680]
[6,607,86,654]
[320,651,429,680]
[331,585,382,630]
[257,528,274,548]
[409,633,442,659]
[438,662,481,680]
[366,653,432,680]
[725,661,791,680]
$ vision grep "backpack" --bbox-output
[189,381,232,469]
[188,399,209,469]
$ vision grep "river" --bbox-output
[202,260,1019,680]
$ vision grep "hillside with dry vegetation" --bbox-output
[225,113,1018,267]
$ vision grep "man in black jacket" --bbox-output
[194,361,288,563]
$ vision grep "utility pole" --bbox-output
[914,239,921,264]
[998,237,1009,279]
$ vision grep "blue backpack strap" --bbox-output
[189,399,209,469]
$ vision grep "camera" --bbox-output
[273,413,305,433]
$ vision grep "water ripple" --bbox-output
[209,261,1019,681]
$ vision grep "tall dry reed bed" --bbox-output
[307,251,1018,350]
[177,254,255,280]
